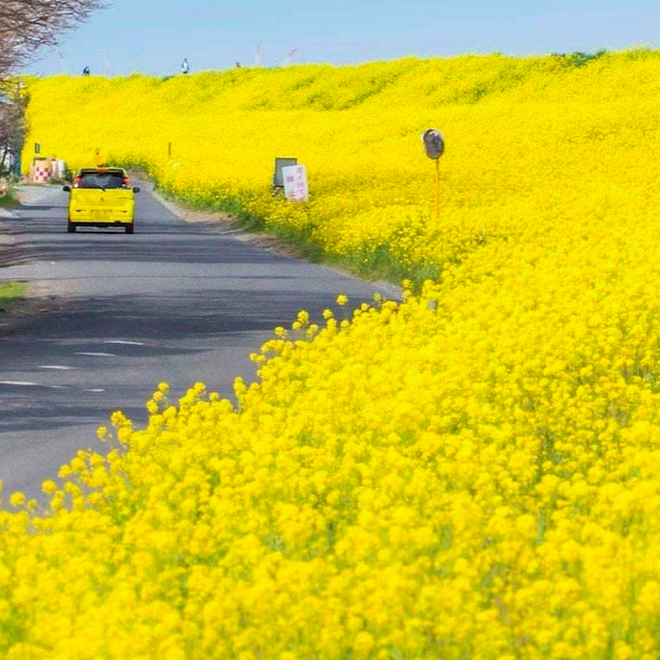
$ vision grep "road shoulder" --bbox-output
[0,186,67,331]
[144,181,403,301]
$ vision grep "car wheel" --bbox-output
[67,221,76,233]
[125,224,134,234]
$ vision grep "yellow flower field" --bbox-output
[23,49,660,280]
[2,49,660,658]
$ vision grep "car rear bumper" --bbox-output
[69,206,134,222]
[70,219,134,227]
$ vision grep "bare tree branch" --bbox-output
[0,0,104,171]
[0,88,28,176]
[0,0,106,78]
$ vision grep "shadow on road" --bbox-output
[0,186,381,500]
[0,392,144,434]
[5,282,358,344]
[3,211,297,267]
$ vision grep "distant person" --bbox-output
[82,66,90,76]
[181,58,190,75]
[236,61,241,68]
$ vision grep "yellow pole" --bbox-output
[434,157,440,220]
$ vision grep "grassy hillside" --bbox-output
[24,49,660,282]
[5,50,660,658]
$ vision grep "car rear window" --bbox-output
[78,172,125,190]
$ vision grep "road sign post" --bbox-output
[435,158,440,220]
[272,157,298,193]
[421,129,445,220]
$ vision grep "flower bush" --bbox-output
[2,50,660,658]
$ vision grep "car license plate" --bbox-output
[93,210,110,220]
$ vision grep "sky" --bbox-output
[27,0,660,77]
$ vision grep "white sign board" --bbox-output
[282,164,309,202]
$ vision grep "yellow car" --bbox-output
[63,167,140,234]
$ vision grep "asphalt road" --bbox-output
[0,185,393,500]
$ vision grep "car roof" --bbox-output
[78,168,127,175]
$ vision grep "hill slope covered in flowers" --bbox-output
[3,50,660,658]
[25,49,660,281]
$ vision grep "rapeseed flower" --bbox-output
[2,49,660,659]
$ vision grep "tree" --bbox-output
[0,0,103,176]
[0,89,28,176]
[0,0,105,79]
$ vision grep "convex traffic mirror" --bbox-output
[421,129,445,160]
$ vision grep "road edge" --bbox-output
[0,210,20,267]
[0,189,67,330]
[142,180,404,302]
